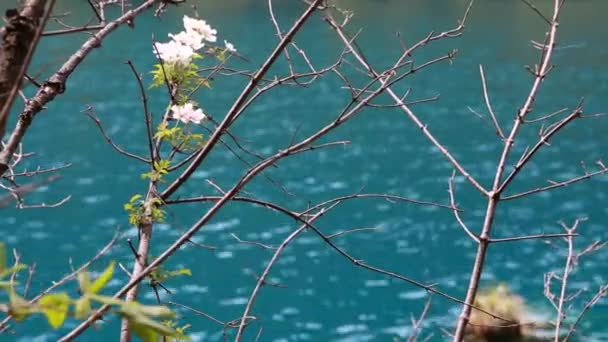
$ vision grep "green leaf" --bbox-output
[151,207,166,223]
[125,194,146,226]
[162,321,191,342]
[9,292,31,321]
[129,194,142,203]
[78,271,91,293]
[165,268,192,278]
[0,264,27,279]
[176,323,191,335]
[73,297,91,319]
[120,306,182,336]
[119,302,186,340]
[121,302,175,319]
[151,266,192,283]
[0,242,5,273]
[135,305,174,318]
[39,293,70,329]
[89,262,115,294]
[131,322,158,342]
[89,294,125,306]
[132,314,181,336]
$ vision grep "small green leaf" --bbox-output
[89,294,125,306]
[120,306,182,337]
[135,305,174,318]
[162,321,192,342]
[121,302,175,319]
[89,262,115,294]
[9,292,31,321]
[151,266,192,283]
[166,268,192,278]
[0,264,27,279]
[140,172,154,181]
[78,271,91,293]
[129,194,142,203]
[39,293,70,329]
[119,302,187,340]
[73,297,91,319]
[132,315,181,336]
[0,242,5,273]
[125,194,146,226]
[131,322,158,342]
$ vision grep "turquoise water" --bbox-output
[2,0,608,341]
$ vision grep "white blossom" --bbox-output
[224,40,236,53]
[170,103,207,124]
[153,40,194,65]
[169,30,205,50]
[183,16,217,43]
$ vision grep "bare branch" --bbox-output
[478,65,505,138]
[489,232,576,244]
[454,1,565,338]
[499,104,583,192]
[125,60,156,163]
[0,0,160,176]
[168,301,226,326]
[554,219,584,340]
[0,0,54,138]
[563,284,608,341]
[82,105,151,163]
[0,173,62,208]
[503,163,608,200]
[160,0,326,200]
[234,208,329,339]
[521,0,552,25]
[231,233,277,250]
[325,4,487,195]
[326,227,378,239]
[448,171,480,243]
[407,295,433,342]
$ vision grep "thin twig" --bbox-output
[478,65,505,138]
[448,171,480,243]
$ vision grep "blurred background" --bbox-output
[1,0,607,340]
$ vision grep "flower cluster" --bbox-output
[153,40,195,66]
[183,16,217,43]
[153,16,235,66]
[170,103,206,124]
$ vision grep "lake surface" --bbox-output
[1,0,607,341]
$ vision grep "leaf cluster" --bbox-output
[142,160,171,182]
[154,122,205,153]
[124,195,166,226]
[150,59,206,95]
[0,245,187,341]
